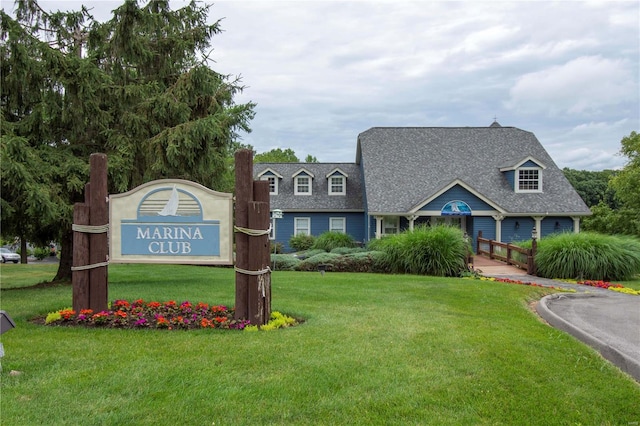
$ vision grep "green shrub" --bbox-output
[33,247,49,260]
[311,232,356,252]
[376,225,467,276]
[270,254,301,271]
[296,252,343,271]
[289,234,315,252]
[330,247,366,255]
[295,249,326,260]
[535,232,640,281]
[270,242,284,254]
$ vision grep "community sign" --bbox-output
[109,179,233,265]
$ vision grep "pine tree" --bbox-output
[1,0,255,279]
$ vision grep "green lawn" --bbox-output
[1,264,638,425]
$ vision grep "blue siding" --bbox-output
[274,212,365,252]
[502,217,533,243]
[541,217,573,235]
[503,170,515,188]
[420,185,493,212]
[473,216,496,246]
[522,160,541,168]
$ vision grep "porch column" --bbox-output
[492,214,504,242]
[532,216,543,239]
[406,214,418,231]
[571,216,580,233]
[374,216,383,239]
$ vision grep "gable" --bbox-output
[413,182,500,213]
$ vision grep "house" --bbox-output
[254,122,591,252]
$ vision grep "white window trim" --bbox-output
[515,167,543,193]
[329,217,346,233]
[382,216,399,235]
[260,175,278,195]
[269,217,276,240]
[294,175,312,195]
[328,175,346,195]
[294,217,311,235]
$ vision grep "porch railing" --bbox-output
[476,231,537,275]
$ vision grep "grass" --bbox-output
[1,264,639,425]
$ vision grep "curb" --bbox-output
[536,293,640,383]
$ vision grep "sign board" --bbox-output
[110,179,233,265]
[441,200,472,216]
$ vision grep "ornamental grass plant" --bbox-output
[376,225,468,276]
[535,232,640,281]
[1,265,640,425]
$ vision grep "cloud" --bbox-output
[21,0,640,170]
[506,56,637,115]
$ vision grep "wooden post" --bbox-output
[89,153,109,312]
[477,231,482,254]
[528,238,538,275]
[248,201,270,325]
[72,199,90,312]
[234,150,253,320]
[252,180,271,323]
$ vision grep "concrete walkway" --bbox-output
[474,256,640,383]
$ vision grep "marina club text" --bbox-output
[136,226,203,254]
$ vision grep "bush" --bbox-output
[289,234,315,252]
[311,231,356,252]
[294,249,326,260]
[296,252,343,272]
[270,242,284,254]
[535,232,640,281]
[270,254,301,271]
[330,247,366,255]
[375,225,467,276]
[33,247,49,260]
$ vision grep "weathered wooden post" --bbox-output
[72,185,90,312]
[528,235,538,276]
[234,150,271,325]
[250,180,271,324]
[72,153,109,312]
[89,154,109,311]
[234,150,253,320]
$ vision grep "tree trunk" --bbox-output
[54,227,73,282]
[20,235,28,264]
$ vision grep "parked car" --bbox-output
[0,248,20,263]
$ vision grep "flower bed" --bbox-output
[467,276,639,295]
[44,299,300,330]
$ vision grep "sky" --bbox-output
[16,0,640,170]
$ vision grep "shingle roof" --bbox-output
[356,126,590,215]
[253,163,364,211]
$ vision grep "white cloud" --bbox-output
[21,0,640,169]
[507,56,637,115]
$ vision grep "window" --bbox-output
[329,217,346,233]
[261,175,278,195]
[295,175,311,195]
[383,217,399,235]
[269,217,276,240]
[294,217,310,235]
[517,168,542,192]
[329,176,346,195]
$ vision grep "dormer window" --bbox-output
[293,168,314,195]
[257,168,283,195]
[262,176,278,194]
[500,157,545,194]
[329,176,345,194]
[517,168,541,192]
[326,168,348,196]
[295,175,311,194]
